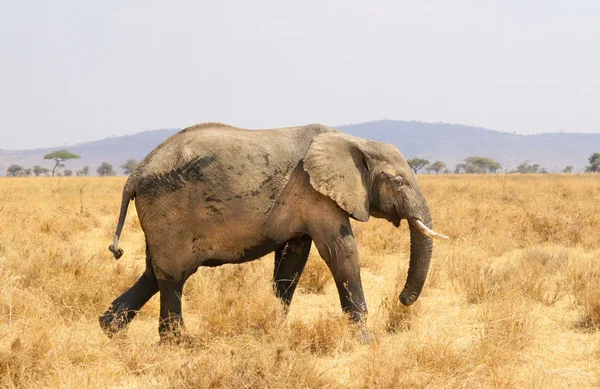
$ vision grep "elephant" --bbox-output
[99,122,448,341]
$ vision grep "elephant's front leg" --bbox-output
[310,221,368,324]
[273,235,312,308]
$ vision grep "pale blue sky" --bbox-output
[1,1,599,149]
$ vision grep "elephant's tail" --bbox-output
[108,176,136,260]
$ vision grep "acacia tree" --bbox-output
[516,161,542,173]
[562,166,573,173]
[586,153,600,172]
[407,158,430,173]
[32,165,44,176]
[463,157,502,174]
[97,162,115,176]
[120,159,138,175]
[454,163,466,174]
[427,161,446,174]
[7,164,23,177]
[43,150,81,177]
[76,165,90,176]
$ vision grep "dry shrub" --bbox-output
[450,246,571,307]
[0,265,18,325]
[287,314,354,355]
[0,326,54,387]
[172,337,339,389]
[570,256,600,329]
[478,296,535,356]
[516,246,569,306]
[298,251,331,294]
[448,249,514,304]
[184,262,286,338]
[379,295,420,333]
[353,333,473,389]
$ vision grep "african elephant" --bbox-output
[99,123,448,340]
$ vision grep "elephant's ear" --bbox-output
[303,132,371,222]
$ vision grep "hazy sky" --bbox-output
[1,1,599,149]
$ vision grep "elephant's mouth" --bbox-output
[408,218,450,240]
[391,205,401,227]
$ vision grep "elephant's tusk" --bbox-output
[410,219,449,240]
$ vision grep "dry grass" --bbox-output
[0,174,599,388]
[297,251,331,294]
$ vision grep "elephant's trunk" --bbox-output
[399,210,434,306]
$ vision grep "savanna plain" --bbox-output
[1,174,600,388]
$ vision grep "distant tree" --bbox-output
[7,164,23,177]
[97,162,115,177]
[489,163,502,173]
[464,157,502,174]
[63,169,73,176]
[407,158,430,173]
[443,168,452,174]
[585,153,600,172]
[562,166,574,173]
[120,159,138,175]
[32,165,44,176]
[76,165,90,176]
[40,168,50,177]
[23,168,32,177]
[43,150,81,177]
[516,161,542,174]
[427,161,446,174]
[464,164,483,174]
[454,163,466,174]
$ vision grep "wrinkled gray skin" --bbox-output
[100,123,434,340]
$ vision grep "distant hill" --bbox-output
[1,120,598,175]
[0,129,179,176]
[340,121,600,172]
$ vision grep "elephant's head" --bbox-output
[303,132,448,306]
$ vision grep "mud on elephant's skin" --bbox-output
[101,122,449,341]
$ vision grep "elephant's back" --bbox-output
[134,123,335,180]
[134,122,334,179]
[131,122,335,212]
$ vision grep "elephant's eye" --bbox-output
[394,176,404,188]
[386,175,403,190]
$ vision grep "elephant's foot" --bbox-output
[158,315,186,344]
[355,326,375,344]
[346,312,374,344]
[99,306,137,337]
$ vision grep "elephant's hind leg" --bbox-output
[157,278,186,342]
[273,235,312,308]
[99,256,159,337]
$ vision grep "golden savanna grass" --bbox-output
[1,174,600,388]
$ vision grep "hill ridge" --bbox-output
[1,120,598,174]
